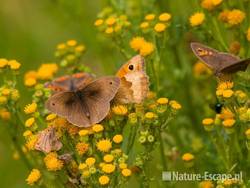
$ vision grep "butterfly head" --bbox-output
[116,55,145,77]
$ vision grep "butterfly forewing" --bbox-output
[190,42,240,73]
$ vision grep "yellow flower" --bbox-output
[96,139,112,152]
[199,180,214,188]
[85,157,96,166]
[113,134,123,144]
[75,45,86,53]
[145,14,155,21]
[121,168,132,177]
[94,19,104,26]
[99,175,110,185]
[157,97,168,105]
[140,22,149,29]
[193,61,212,77]
[222,119,235,127]
[182,153,194,161]
[67,40,77,47]
[106,17,116,26]
[0,108,11,120]
[24,103,37,114]
[78,129,89,136]
[25,78,37,87]
[154,23,166,33]
[76,142,89,155]
[37,63,58,80]
[112,105,128,115]
[159,13,171,22]
[222,89,234,98]
[0,96,7,104]
[102,164,116,173]
[25,135,38,150]
[139,42,154,56]
[105,27,114,34]
[44,152,63,171]
[46,114,57,121]
[202,118,214,125]
[78,163,87,170]
[23,130,33,137]
[26,169,41,186]
[145,112,157,119]
[247,27,250,42]
[25,117,35,127]
[219,9,230,22]
[129,37,146,51]
[2,88,10,96]
[57,43,66,50]
[103,154,114,163]
[8,60,21,70]
[0,58,8,68]
[92,124,104,133]
[227,9,245,26]
[201,0,222,10]
[189,12,205,27]
[217,81,233,90]
[170,100,182,110]
[245,128,250,139]
[119,163,127,169]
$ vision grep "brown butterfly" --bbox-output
[190,42,250,79]
[115,55,149,104]
[45,76,120,127]
[35,127,62,153]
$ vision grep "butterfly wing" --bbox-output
[45,76,72,92]
[80,76,120,124]
[220,58,250,74]
[190,42,240,73]
[115,55,149,104]
[71,73,95,90]
[46,91,92,127]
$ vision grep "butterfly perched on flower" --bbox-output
[45,55,149,127]
[190,42,250,80]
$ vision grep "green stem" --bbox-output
[212,17,228,51]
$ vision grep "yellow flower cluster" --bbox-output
[24,63,58,87]
[44,152,63,171]
[94,14,131,35]
[140,12,171,33]
[216,81,234,98]
[76,142,89,155]
[219,9,245,26]
[0,58,21,70]
[129,37,154,56]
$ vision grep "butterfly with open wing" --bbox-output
[45,55,149,128]
[190,42,250,80]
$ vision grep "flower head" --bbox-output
[76,142,89,155]
[24,103,37,114]
[94,19,104,26]
[102,163,116,173]
[154,23,166,33]
[222,119,235,127]
[139,42,154,56]
[157,97,168,105]
[99,175,110,185]
[44,152,63,171]
[25,117,35,127]
[145,14,155,21]
[92,124,104,133]
[85,157,96,166]
[112,105,128,115]
[113,134,123,144]
[121,168,132,177]
[103,154,114,163]
[182,153,194,161]
[0,58,8,68]
[96,139,112,152]
[189,12,205,27]
[159,13,171,22]
[227,9,245,26]
[247,27,250,42]
[130,37,146,51]
[26,169,41,186]
[8,60,21,70]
